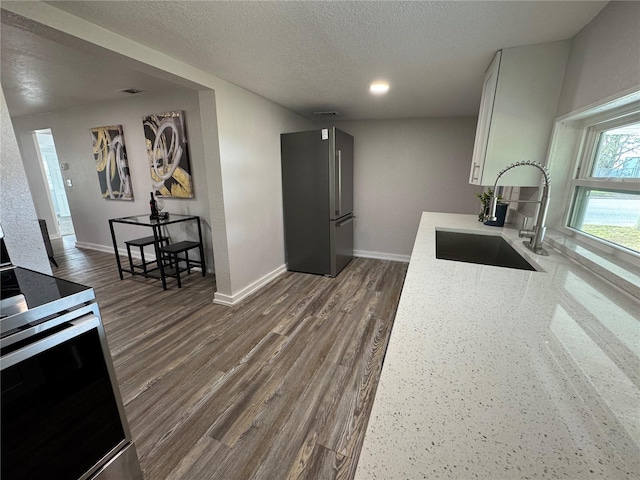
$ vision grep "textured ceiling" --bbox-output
[2,1,608,120]
[0,12,190,117]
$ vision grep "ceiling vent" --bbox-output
[117,88,144,95]
[312,110,341,117]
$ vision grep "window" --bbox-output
[567,111,640,255]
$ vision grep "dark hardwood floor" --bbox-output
[51,236,407,480]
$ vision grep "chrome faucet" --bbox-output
[488,161,551,256]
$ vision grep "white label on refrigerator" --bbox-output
[321,129,328,140]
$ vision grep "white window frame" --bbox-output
[564,106,640,258]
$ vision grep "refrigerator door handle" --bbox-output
[335,150,342,217]
[336,215,354,227]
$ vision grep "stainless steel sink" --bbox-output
[435,231,536,271]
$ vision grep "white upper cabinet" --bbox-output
[469,41,570,186]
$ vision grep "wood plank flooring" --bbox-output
[51,237,407,480]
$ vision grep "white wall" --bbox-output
[545,1,640,229]
[333,118,479,259]
[2,3,314,305]
[0,86,51,273]
[11,88,217,267]
[556,1,640,117]
[213,81,314,300]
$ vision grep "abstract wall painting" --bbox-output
[142,111,193,198]
[91,125,134,200]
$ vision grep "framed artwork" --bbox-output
[91,125,133,200]
[142,110,193,198]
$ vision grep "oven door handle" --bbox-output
[1,314,99,370]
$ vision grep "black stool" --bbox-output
[159,241,205,288]
[125,235,169,277]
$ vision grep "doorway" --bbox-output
[34,129,75,236]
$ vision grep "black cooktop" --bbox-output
[1,267,95,334]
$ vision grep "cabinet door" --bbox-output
[483,42,569,186]
[469,51,501,185]
[469,41,570,187]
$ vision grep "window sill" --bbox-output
[545,228,640,300]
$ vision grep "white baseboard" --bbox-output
[76,242,215,274]
[75,241,130,256]
[74,242,404,306]
[214,252,408,307]
[354,249,410,263]
[214,264,287,307]
[75,241,215,273]
[75,241,148,261]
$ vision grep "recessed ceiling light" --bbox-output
[370,82,390,95]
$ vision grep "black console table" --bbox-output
[108,214,205,289]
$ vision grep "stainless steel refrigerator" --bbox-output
[281,127,354,277]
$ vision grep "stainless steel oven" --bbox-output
[1,267,143,480]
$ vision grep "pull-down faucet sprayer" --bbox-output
[488,161,551,256]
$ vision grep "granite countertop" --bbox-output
[355,212,640,479]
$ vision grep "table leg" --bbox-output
[196,217,206,277]
[109,219,124,280]
[153,225,167,290]
[126,244,135,274]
